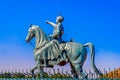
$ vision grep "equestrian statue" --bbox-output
[25,15,103,79]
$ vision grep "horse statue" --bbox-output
[25,24,102,79]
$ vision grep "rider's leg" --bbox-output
[61,50,67,61]
[51,33,59,39]
[51,33,63,43]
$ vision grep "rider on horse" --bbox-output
[34,15,65,67]
[46,15,64,43]
[46,15,66,63]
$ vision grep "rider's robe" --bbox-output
[47,42,62,60]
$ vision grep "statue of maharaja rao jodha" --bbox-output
[34,14,67,66]
[25,13,103,79]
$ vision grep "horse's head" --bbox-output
[25,24,35,43]
[26,24,48,48]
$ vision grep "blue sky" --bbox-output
[0,0,120,71]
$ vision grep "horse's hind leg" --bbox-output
[74,64,88,79]
[69,62,79,79]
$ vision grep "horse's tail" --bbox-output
[84,42,103,77]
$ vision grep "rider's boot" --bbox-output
[59,54,66,62]
[62,50,67,61]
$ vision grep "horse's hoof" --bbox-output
[30,70,34,74]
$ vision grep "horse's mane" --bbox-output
[31,25,49,48]
[32,25,48,40]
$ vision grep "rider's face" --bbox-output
[56,17,60,23]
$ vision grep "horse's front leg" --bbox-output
[36,59,44,78]
[31,66,37,78]
[37,66,44,78]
